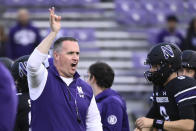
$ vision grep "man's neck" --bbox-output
[94,85,105,96]
[164,72,177,86]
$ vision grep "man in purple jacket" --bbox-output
[87,62,130,131]
[156,15,184,50]
[27,7,102,131]
[8,8,41,60]
[0,62,18,131]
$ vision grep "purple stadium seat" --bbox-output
[188,0,196,12]
[28,0,50,6]
[4,0,28,6]
[44,28,97,52]
[140,0,158,12]
[163,0,186,14]
[57,28,96,43]
[52,0,100,6]
[4,0,99,6]
[132,52,147,69]
[147,28,160,45]
[114,0,194,26]
[52,0,76,6]
[115,0,146,25]
[78,0,100,5]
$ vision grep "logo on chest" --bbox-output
[156,97,169,103]
[77,86,84,98]
[155,91,169,103]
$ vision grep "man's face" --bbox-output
[54,40,80,78]
[167,21,177,31]
[178,68,195,78]
[18,9,29,26]
[149,65,161,72]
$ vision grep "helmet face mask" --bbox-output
[144,62,172,86]
[144,43,181,86]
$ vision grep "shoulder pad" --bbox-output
[173,76,196,106]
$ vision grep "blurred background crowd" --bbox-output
[1,0,196,130]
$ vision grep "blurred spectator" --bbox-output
[156,15,184,50]
[0,25,8,57]
[0,62,18,131]
[183,17,196,51]
[8,8,41,60]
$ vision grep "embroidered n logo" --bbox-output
[19,61,27,78]
[77,86,84,98]
[161,45,174,59]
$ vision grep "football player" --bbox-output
[135,43,196,131]
[179,50,196,78]
[11,55,30,131]
[178,50,196,131]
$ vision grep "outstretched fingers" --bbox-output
[49,7,55,24]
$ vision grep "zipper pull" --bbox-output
[67,86,71,101]
[75,100,81,123]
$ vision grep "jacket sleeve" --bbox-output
[101,101,124,131]
[86,95,103,131]
[27,48,48,100]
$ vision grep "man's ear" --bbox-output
[53,51,59,60]
[90,75,96,83]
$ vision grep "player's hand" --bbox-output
[49,7,61,33]
[135,117,153,129]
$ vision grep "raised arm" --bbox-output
[37,7,61,54]
[27,7,61,100]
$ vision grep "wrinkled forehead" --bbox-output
[61,40,80,52]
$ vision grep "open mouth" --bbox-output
[71,63,77,67]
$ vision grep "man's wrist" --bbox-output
[152,119,165,130]
[50,31,59,35]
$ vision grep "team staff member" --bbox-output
[135,43,196,131]
[27,7,102,131]
[87,62,130,131]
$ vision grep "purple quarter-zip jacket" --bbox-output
[30,62,93,131]
[95,88,130,131]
